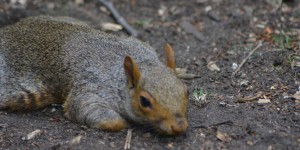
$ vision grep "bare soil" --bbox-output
[0,0,299,149]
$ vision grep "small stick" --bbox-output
[124,129,132,150]
[98,0,138,37]
[237,91,263,103]
[232,41,263,77]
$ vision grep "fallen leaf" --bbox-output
[292,91,300,100]
[207,61,220,72]
[261,26,273,42]
[167,142,174,148]
[216,131,229,142]
[70,135,82,145]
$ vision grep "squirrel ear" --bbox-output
[165,43,176,71]
[124,56,141,88]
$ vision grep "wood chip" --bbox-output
[247,140,254,145]
[175,68,200,79]
[22,129,42,140]
[101,22,123,31]
[177,73,201,79]
[124,129,132,150]
[258,98,271,104]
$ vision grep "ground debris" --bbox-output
[257,98,271,104]
[124,129,132,150]
[101,22,122,31]
[22,129,42,140]
[70,135,82,145]
[207,61,220,72]
[216,130,230,142]
[207,10,221,22]
[292,91,300,100]
[192,86,208,107]
[98,0,138,36]
[176,68,201,79]
[180,20,204,41]
[51,135,83,149]
[237,91,263,103]
[232,41,263,77]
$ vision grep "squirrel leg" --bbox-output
[64,92,127,132]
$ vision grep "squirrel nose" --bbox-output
[170,117,187,135]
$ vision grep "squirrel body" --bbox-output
[0,16,187,135]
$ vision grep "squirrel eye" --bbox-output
[140,96,152,108]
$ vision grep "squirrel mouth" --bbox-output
[154,117,188,136]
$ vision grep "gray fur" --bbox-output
[0,16,186,130]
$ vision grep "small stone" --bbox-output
[232,63,238,70]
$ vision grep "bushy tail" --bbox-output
[1,89,57,111]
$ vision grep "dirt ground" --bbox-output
[0,0,300,149]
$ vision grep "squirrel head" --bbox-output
[123,44,188,135]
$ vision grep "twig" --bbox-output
[237,91,263,103]
[212,120,233,127]
[98,0,138,37]
[192,120,233,128]
[232,41,263,77]
[124,129,132,150]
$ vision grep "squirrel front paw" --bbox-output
[89,109,127,132]
[94,117,127,132]
[65,107,127,132]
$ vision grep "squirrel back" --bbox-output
[0,16,188,135]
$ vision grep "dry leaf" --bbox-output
[70,135,82,145]
[261,26,273,42]
[216,131,229,142]
[207,61,220,72]
[292,91,300,100]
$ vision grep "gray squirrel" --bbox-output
[0,16,188,135]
